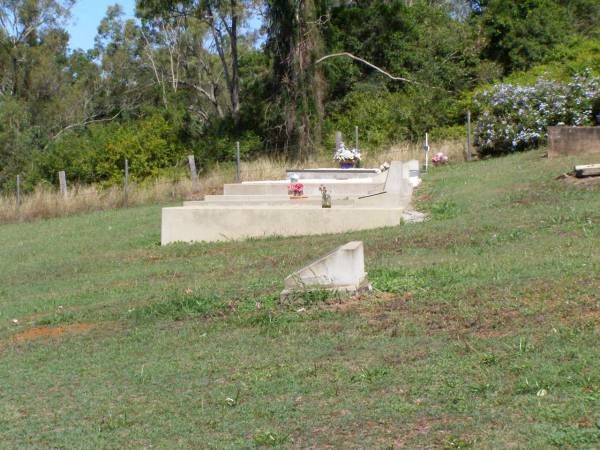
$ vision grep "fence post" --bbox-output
[58,171,67,198]
[466,110,472,161]
[354,126,359,150]
[188,154,199,186]
[16,175,21,209]
[335,131,342,150]
[236,141,241,183]
[424,133,430,173]
[124,159,129,207]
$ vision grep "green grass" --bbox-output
[0,150,599,448]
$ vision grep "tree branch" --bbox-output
[315,52,422,85]
[47,111,123,146]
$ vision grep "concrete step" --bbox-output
[223,181,386,196]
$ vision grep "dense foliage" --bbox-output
[474,72,600,155]
[1,0,599,191]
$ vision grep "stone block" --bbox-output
[548,126,600,159]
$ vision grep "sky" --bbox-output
[66,0,136,51]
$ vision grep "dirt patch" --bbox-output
[12,323,95,343]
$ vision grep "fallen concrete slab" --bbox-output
[280,241,370,300]
[575,164,600,178]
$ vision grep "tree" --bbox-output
[265,0,325,160]
[0,0,74,97]
[472,0,568,73]
[137,0,251,130]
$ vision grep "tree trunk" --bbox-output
[229,0,241,130]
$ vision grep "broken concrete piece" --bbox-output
[402,210,427,223]
[281,241,370,299]
[574,164,600,178]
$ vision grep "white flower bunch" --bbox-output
[473,70,600,155]
[333,142,361,161]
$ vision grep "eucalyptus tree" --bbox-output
[137,11,228,122]
[137,0,254,129]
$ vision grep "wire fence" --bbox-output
[1,134,468,224]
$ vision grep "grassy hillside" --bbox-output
[0,150,599,448]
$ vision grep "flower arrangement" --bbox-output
[431,152,448,166]
[288,182,304,196]
[473,70,600,155]
[333,142,361,162]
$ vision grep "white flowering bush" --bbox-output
[474,70,600,155]
[333,142,361,161]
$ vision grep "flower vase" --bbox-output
[339,160,355,169]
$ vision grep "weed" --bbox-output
[429,200,460,219]
[253,430,290,447]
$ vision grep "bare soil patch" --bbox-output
[12,323,96,343]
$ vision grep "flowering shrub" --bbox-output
[333,142,361,161]
[431,152,448,166]
[474,70,600,155]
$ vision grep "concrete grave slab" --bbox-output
[161,206,404,244]
[223,179,385,196]
[281,241,370,299]
[161,160,419,245]
[286,168,380,180]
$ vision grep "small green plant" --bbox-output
[132,292,227,322]
[350,366,390,384]
[253,430,290,447]
[429,200,459,219]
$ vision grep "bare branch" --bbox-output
[315,52,422,85]
[47,110,123,145]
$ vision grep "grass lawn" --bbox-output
[0,150,599,449]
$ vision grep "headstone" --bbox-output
[281,241,370,300]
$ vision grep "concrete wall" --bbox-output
[548,126,600,159]
[161,206,403,244]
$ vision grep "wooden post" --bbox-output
[335,131,342,150]
[58,171,67,197]
[236,141,241,183]
[16,175,21,209]
[466,110,472,161]
[354,126,359,150]
[188,154,198,185]
[124,159,129,207]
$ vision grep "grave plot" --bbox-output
[161,160,420,244]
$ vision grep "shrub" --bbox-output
[96,114,187,184]
[473,70,600,155]
[42,114,188,185]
